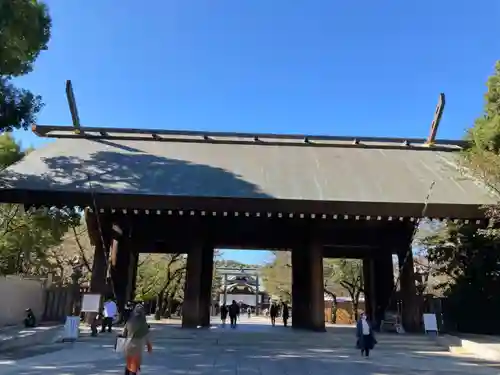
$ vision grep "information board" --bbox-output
[63,316,80,341]
[81,293,101,312]
[423,313,438,333]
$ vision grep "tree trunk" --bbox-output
[353,290,361,321]
[352,301,359,321]
[348,290,359,321]
[154,291,164,320]
[160,293,168,317]
[165,288,177,318]
[332,295,338,324]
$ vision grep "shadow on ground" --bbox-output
[2,322,500,375]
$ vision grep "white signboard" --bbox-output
[63,316,80,341]
[81,293,101,312]
[220,294,261,306]
[423,313,438,333]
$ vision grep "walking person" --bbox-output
[220,304,228,326]
[102,297,117,333]
[270,303,278,326]
[282,302,289,327]
[121,304,152,375]
[228,300,240,329]
[356,312,377,357]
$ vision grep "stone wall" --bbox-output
[0,276,45,326]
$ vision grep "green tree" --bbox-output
[135,254,186,319]
[328,259,364,320]
[463,61,500,201]
[261,252,359,317]
[0,133,25,168]
[0,134,79,277]
[420,222,500,333]
[0,0,51,132]
[417,61,500,334]
[0,206,79,276]
[45,218,95,285]
[261,251,292,300]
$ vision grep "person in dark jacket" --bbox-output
[282,302,289,327]
[24,308,36,328]
[228,300,240,328]
[270,303,278,326]
[220,304,228,326]
[356,313,377,357]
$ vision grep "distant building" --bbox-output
[217,274,269,311]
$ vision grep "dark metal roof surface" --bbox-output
[0,131,496,207]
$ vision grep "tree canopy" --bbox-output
[0,134,81,279]
[0,0,51,132]
[417,61,500,334]
[261,251,364,319]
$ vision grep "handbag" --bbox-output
[114,336,131,353]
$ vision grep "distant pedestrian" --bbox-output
[282,302,289,327]
[356,312,377,357]
[220,304,228,326]
[24,308,36,328]
[270,303,278,326]
[228,300,240,328]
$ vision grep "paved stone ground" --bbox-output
[0,323,62,352]
[1,318,499,375]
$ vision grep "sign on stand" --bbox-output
[63,316,80,342]
[82,293,102,312]
[423,313,438,335]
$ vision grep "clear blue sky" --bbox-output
[12,0,500,264]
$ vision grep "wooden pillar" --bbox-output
[292,248,310,329]
[373,251,395,329]
[182,241,213,328]
[109,223,131,315]
[398,246,419,332]
[126,250,139,302]
[199,245,214,327]
[362,258,375,323]
[308,240,325,331]
[86,209,109,296]
[292,240,325,332]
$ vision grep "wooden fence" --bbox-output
[42,285,88,322]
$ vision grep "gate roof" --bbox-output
[0,126,496,218]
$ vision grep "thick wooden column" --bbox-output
[362,258,375,323]
[292,240,325,332]
[292,247,310,329]
[182,241,214,328]
[109,223,131,315]
[398,247,419,332]
[308,240,325,331]
[86,209,109,296]
[126,250,139,302]
[199,245,214,327]
[373,251,395,329]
